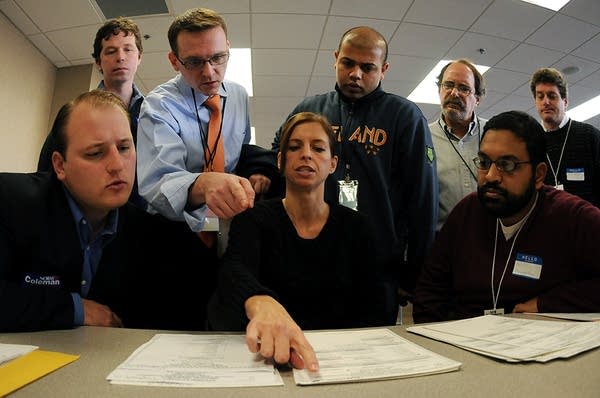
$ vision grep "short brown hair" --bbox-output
[436,59,486,98]
[278,112,336,172]
[530,67,568,99]
[92,17,143,62]
[168,8,227,55]
[50,90,129,159]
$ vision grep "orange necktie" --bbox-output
[203,95,224,172]
[199,95,223,249]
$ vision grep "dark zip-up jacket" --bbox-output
[273,84,438,296]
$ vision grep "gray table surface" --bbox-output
[1,323,599,397]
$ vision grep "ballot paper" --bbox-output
[0,343,38,366]
[107,334,283,387]
[293,329,461,385]
[528,313,600,322]
[407,315,600,363]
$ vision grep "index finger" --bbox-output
[245,323,261,353]
[290,334,319,371]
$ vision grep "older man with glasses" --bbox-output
[137,8,273,255]
[429,59,487,231]
[413,110,600,323]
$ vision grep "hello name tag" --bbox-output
[513,253,543,280]
[566,167,585,181]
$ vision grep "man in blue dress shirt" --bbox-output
[137,8,272,237]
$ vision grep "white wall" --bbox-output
[48,64,97,129]
[0,12,56,172]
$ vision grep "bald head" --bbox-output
[338,26,388,63]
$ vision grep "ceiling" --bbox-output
[2,0,600,147]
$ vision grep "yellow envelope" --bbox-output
[0,350,79,396]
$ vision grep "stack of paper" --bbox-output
[108,330,461,388]
[107,334,283,387]
[407,315,600,362]
[529,313,600,322]
[293,329,461,385]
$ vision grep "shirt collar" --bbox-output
[543,114,570,132]
[130,83,144,105]
[175,74,228,104]
[63,187,119,247]
[97,81,144,112]
[440,114,480,140]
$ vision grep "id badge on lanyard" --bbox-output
[338,164,358,211]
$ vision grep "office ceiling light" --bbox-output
[561,65,580,75]
[95,0,168,18]
[567,94,600,122]
[226,48,253,97]
[407,60,490,105]
[519,0,571,12]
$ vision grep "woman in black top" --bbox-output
[208,112,387,371]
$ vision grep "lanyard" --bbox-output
[490,219,522,311]
[545,119,572,187]
[490,192,538,310]
[339,100,357,180]
[191,88,226,170]
[438,117,480,182]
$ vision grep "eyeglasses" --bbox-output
[440,81,474,96]
[473,157,532,173]
[175,52,229,70]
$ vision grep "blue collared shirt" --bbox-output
[136,74,251,232]
[97,80,144,117]
[64,189,118,326]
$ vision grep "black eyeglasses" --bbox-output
[473,157,532,173]
[440,81,474,96]
[175,52,229,70]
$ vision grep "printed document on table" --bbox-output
[107,334,283,387]
[407,315,600,362]
[0,343,38,366]
[528,313,600,322]
[293,328,461,385]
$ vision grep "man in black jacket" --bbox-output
[0,90,213,332]
[530,67,600,207]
